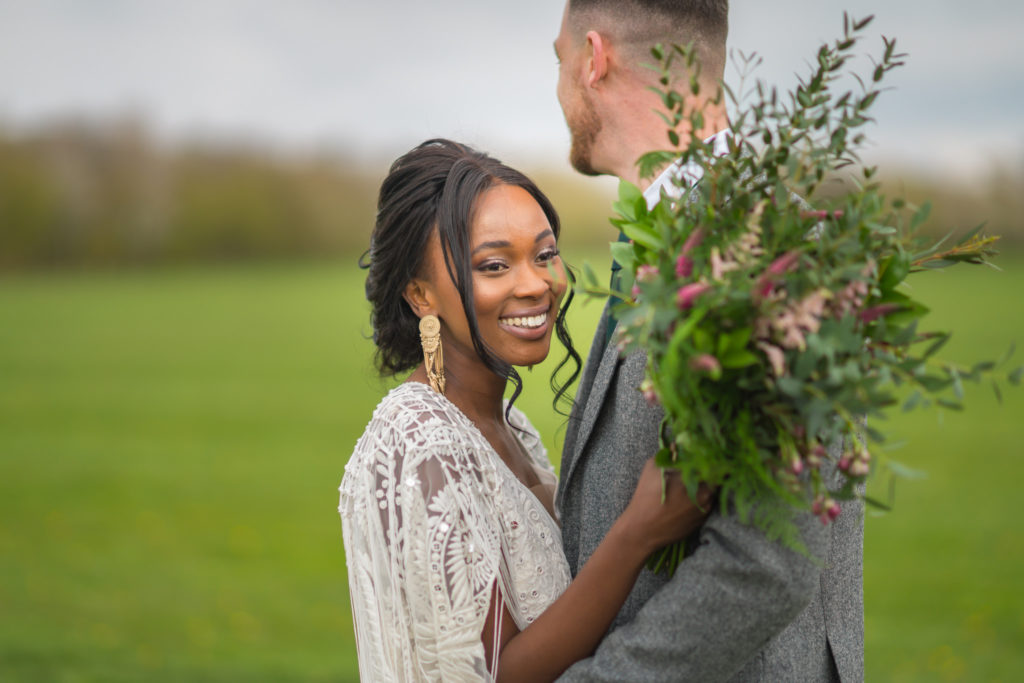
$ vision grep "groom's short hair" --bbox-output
[567,0,729,81]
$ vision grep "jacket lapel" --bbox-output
[559,302,624,494]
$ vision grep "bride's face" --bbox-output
[421,183,567,371]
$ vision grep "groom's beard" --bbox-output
[567,90,602,177]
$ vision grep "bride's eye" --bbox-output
[476,259,507,273]
[537,247,560,263]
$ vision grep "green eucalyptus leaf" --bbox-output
[863,495,893,512]
[971,360,995,375]
[922,333,950,359]
[954,223,985,247]
[996,341,1016,366]
[620,222,664,251]
[950,367,964,400]
[614,180,644,221]
[902,390,922,412]
[910,201,932,229]
[728,327,754,352]
[865,425,886,443]
[609,241,637,271]
[879,252,910,291]
[917,374,952,392]
[936,398,964,411]
[693,328,713,353]
[776,377,803,397]
[886,460,926,480]
[720,350,759,369]
[920,259,957,270]
[891,320,919,346]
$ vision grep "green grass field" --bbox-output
[1,254,1022,681]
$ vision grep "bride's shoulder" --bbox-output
[341,383,495,505]
[354,382,478,456]
[374,381,463,427]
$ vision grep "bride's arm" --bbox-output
[482,458,710,682]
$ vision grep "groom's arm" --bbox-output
[556,504,828,682]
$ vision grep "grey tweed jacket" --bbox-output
[555,305,864,682]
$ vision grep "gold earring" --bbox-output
[419,315,445,394]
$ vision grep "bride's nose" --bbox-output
[513,263,551,299]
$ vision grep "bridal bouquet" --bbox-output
[586,16,1021,573]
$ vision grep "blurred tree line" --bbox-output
[1,119,1021,270]
[0,119,383,268]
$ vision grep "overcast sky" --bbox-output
[1,1,1021,176]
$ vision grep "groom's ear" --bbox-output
[402,279,435,318]
[584,30,609,87]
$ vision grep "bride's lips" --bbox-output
[498,304,554,341]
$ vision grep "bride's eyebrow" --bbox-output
[470,230,555,256]
[472,240,509,255]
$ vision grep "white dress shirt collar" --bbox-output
[642,129,732,210]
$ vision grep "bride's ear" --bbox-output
[402,279,435,318]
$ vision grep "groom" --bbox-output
[552,1,864,681]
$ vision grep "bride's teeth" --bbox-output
[503,313,547,328]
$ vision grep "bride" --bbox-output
[339,139,709,682]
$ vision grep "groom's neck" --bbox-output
[604,98,730,190]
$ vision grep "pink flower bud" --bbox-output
[811,497,825,516]
[827,500,841,521]
[858,303,902,323]
[790,459,804,475]
[638,378,658,405]
[849,460,870,477]
[681,228,705,255]
[676,282,711,309]
[631,284,642,297]
[766,250,802,276]
[754,276,775,301]
[675,254,694,279]
[838,455,852,472]
[636,264,659,283]
[799,210,844,220]
[688,353,721,375]
[757,342,787,377]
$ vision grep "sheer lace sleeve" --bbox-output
[340,385,507,681]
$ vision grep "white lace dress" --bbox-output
[339,382,571,682]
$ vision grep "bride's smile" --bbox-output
[498,307,551,340]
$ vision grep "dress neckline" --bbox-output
[393,381,558,523]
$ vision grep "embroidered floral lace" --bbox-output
[339,382,571,681]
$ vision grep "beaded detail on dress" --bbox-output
[339,382,570,682]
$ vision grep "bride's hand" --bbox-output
[619,457,714,554]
